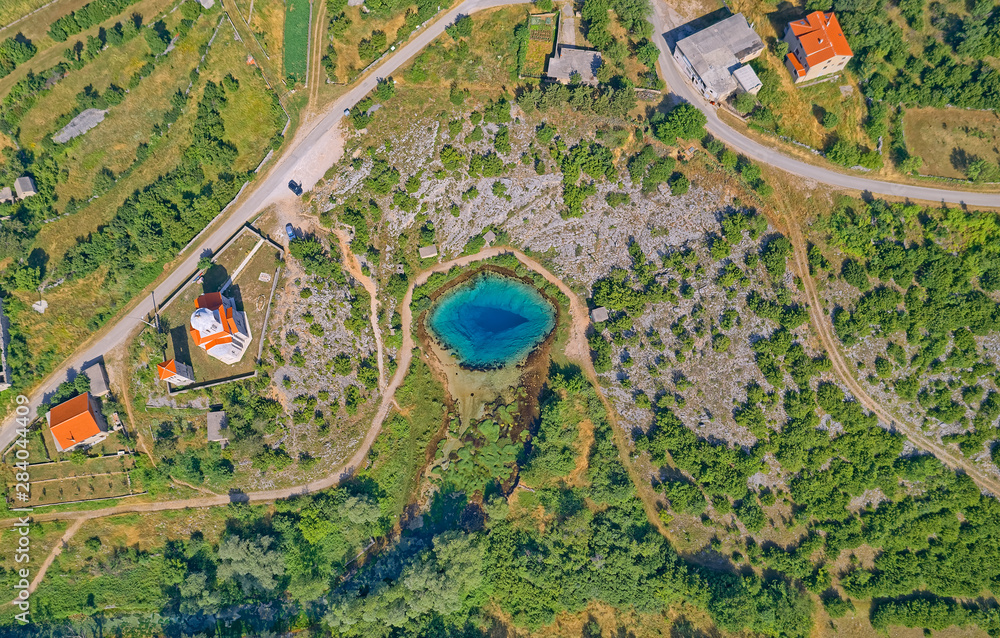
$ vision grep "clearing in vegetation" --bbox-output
[902,106,1000,179]
[283,0,309,83]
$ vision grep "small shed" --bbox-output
[483,231,497,245]
[591,307,610,323]
[0,187,12,204]
[733,64,763,95]
[418,245,438,259]
[14,176,36,199]
[207,411,228,445]
[82,361,110,397]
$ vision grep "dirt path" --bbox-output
[785,218,1000,497]
[19,517,85,601]
[0,247,677,579]
[307,0,327,110]
[170,476,220,496]
[331,228,386,389]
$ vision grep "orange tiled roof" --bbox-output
[157,360,178,380]
[190,293,240,350]
[788,12,852,67]
[195,292,224,311]
[49,393,100,450]
[787,51,806,77]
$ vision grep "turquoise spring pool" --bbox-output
[426,271,556,369]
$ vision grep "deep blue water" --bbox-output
[427,271,556,368]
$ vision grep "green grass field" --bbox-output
[283,0,310,83]
[0,0,49,26]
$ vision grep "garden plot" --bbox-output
[12,464,137,507]
[523,12,556,77]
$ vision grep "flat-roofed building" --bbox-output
[672,13,764,101]
[207,411,228,445]
[546,46,603,86]
[419,245,438,259]
[82,361,110,397]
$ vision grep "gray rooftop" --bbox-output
[418,245,438,259]
[675,14,764,97]
[591,307,610,323]
[546,46,603,85]
[13,176,36,198]
[82,361,110,397]
[207,411,228,442]
[53,108,107,144]
[733,64,762,92]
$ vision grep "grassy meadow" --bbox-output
[282,0,310,83]
[903,106,1000,179]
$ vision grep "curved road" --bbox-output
[0,0,522,452]
[3,247,609,597]
[647,2,1000,209]
[5,0,999,466]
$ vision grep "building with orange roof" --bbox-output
[157,359,195,386]
[47,392,108,453]
[189,292,252,365]
[783,11,853,83]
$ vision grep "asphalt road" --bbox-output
[647,2,1000,208]
[0,0,523,453]
[3,0,998,452]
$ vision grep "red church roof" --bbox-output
[189,293,241,351]
[787,12,852,67]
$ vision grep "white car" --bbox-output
[344,108,351,116]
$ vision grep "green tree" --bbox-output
[653,103,707,145]
[216,535,286,595]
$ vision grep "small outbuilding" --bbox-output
[418,245,438,259]
[82,361,110,397]
[158,359,195,386]
[591,307,610,323]
[483,231,497,245]
[14,176,36,199]
[733,64,763,95]
[0,187,13,204]
[207,411,228,445]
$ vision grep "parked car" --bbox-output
[285,223,297,241]
[288,180,303,196]
[344,108,351,116]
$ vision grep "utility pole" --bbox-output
[151,291,160,332]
